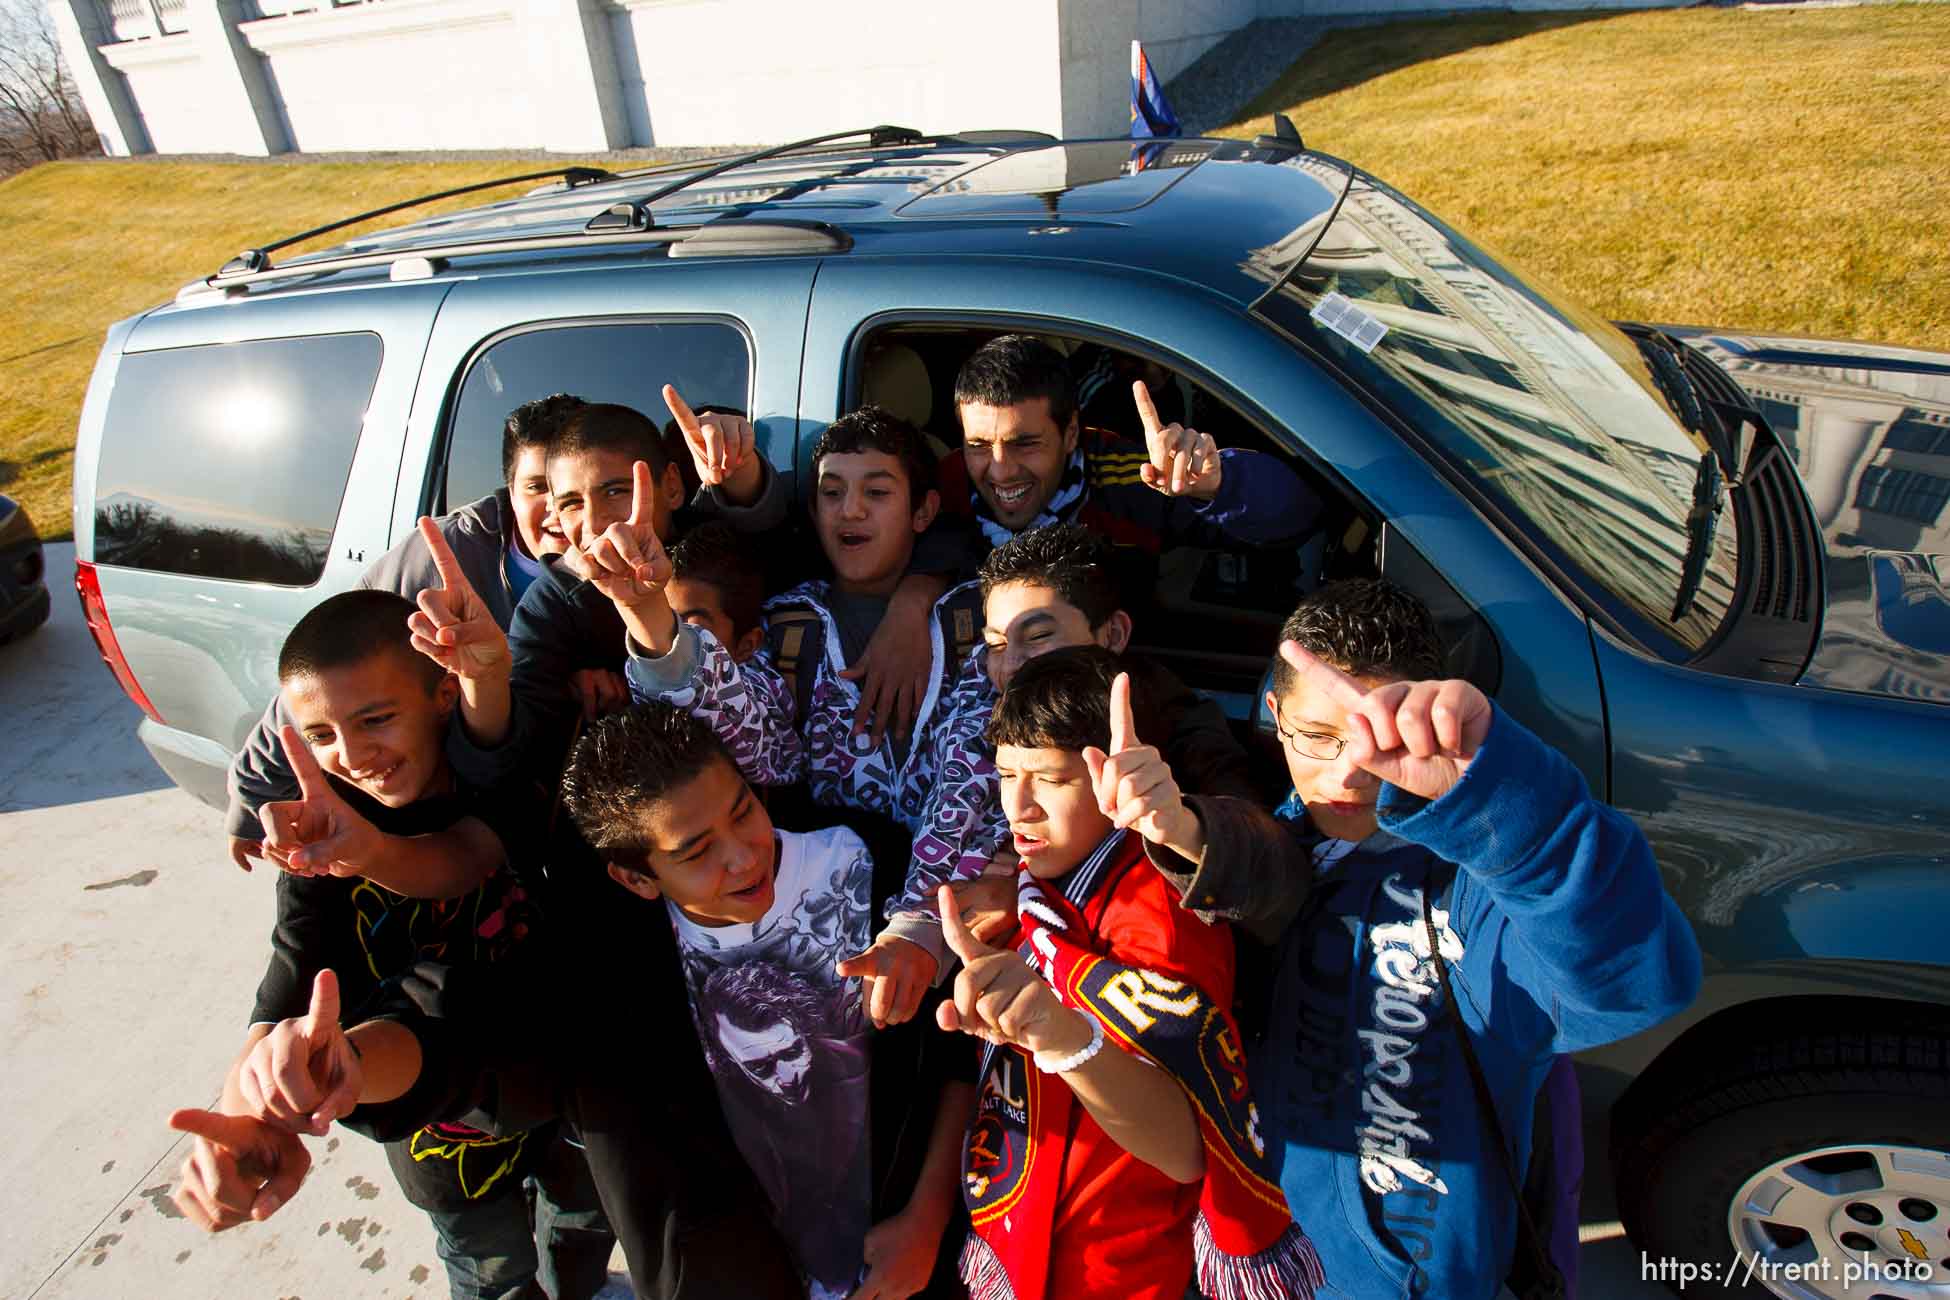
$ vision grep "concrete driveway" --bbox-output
[0,543,1676,1300]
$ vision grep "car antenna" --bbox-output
[217,166,617,277]
[1253,113,1306,154]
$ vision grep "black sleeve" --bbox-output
[249,873,351,1027]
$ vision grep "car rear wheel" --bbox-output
[1613,1013,1950,1298]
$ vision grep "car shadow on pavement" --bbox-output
[0,543,173,812]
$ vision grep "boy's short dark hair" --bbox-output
[560,701,736,869]
[1270,579,1445,696]
[669,522,765,639]
[549,402,672,479]
[500,393,587,483]
[979,522,1121,630]
[278,590,443,692]
[989,644,1158,754]
[809,405,936,505]
[953,334,1076,430]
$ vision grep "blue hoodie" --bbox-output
[1164,706,1701,1298]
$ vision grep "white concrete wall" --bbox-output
[241,0,535,151]
[1056,0,1257,138]
[610,0,1064,147]
[97,32,221,153]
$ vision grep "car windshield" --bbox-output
[1251,163,1740,657]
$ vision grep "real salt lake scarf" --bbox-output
[960,830,1325,1300]
[973,446,1088,549]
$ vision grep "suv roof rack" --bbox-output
[215,165,616,279]
[180,215,853,300]
[207,124,940,285]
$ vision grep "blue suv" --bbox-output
[70,127,1950,1296]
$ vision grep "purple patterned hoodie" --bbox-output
[623,579,1006,970]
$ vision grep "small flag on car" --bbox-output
[1130,40,1181,139]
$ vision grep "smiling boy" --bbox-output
[557,701,972,1300]
[588,406,1008,1027]
[175,581,619,1300]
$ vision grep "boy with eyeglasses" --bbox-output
[1141,579,1701,1299]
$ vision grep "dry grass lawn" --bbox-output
[1221,4,1949,349]
[3,5,1946,540]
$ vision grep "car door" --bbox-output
[801,254,1609,790]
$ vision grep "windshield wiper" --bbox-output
[1671,449,1726,622]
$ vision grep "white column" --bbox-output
[521,0,631,152]
[181,0,287,154]
[45,0,149,155]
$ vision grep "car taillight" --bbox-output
[74,559,164,723]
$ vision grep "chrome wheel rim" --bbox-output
[1727,1143,1950,1298]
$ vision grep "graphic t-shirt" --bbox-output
[668,825,876,1300]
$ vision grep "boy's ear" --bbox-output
[1096,610,1134,655]
[1060,410,1081,457]
[434,672,461,718]
[659,462,686,509]
[731,625,765,663]
[910,488,941,533]
[607,861,662,901]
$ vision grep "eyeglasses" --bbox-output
[1272,714,1349,762]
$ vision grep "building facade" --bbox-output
[53,0,1685,157]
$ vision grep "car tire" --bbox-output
[1613,1012,1950,1298]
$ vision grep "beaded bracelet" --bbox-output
[1033,1014,1105,1075]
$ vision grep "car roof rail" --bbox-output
[212,165,617,280]
[179,216,852,300]
[618,124,926,225]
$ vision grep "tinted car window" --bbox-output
[445,321,752,509]
[1253,170,1739,658]
[94,333,382,586]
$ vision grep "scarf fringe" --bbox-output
[1194,1213,1327,1300]
[960,1231,1019,1300]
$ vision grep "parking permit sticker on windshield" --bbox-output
[1311,292,1389,353]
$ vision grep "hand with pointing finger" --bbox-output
[836,932,937,1029]
[406,517,508,681]
[1279,642,1492,803]
[667,384,763,506]
[257,726,382,878]
[169,1105,311,1232]
[1134,379,1222,500]
[564,459,673,616]
[236,969,364,1137]
[934,884,1092,1058]
[1081,671,1205,863]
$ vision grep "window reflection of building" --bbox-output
[1244,167,1737,643]
[1684,341,1950,556]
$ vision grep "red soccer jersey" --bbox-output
[1043,854,1237,1300]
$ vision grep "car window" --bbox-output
[444,321,752,510]
[1252,172,1740,659]
[93,333,382,586]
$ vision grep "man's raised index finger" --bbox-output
[663,383,703,439]
[301,968,340,1037]
[937,883,987,963]
[277,725,332,800]
[1278,640,1371,710]
[1108,670,1137,754]
[416,516,468,592]
[1132,379,1164,439]
[627,459,655,528]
